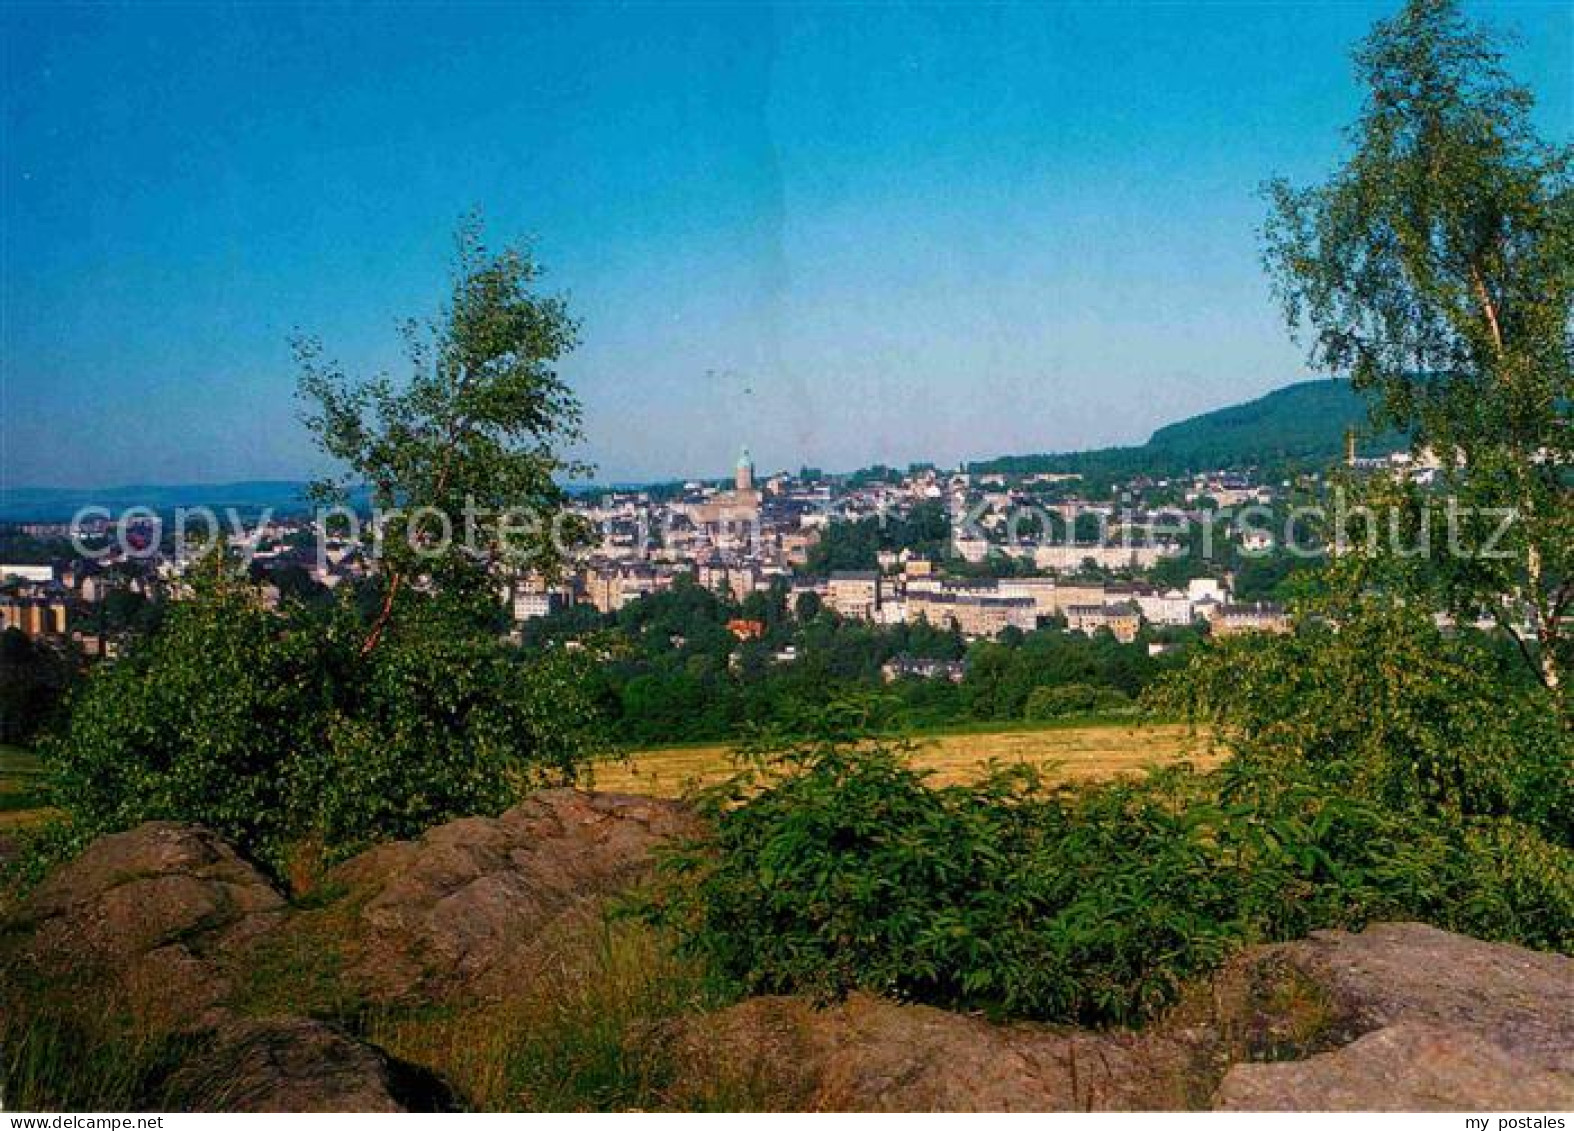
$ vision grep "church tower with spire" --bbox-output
[685,444,762,529]
[735,445,755,492]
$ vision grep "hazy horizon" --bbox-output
[3,372,1350,494]
[4,1,1569,490]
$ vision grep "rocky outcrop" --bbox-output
[1214,1023,1573,1110]
[165,1018,458,1113]
[323,789,697,1003]
[664,993,1209,1111]
[0,822,459,1111]
[1,822,285,1031]
[1212,923,1574,1110]
[7,803,1569,1113]
[666,922,1574,1112]
[0,792,693,1110]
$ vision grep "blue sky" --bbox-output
[2,2,1569,488]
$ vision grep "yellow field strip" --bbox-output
[590,723,1217,799]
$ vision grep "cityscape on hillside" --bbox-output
[0,424,1456,661]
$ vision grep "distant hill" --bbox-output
[4,381,1404,522]
[0,478,626,523]
[1145,379,1400,466]
[970,379,1404,480]
[0,480,323,524]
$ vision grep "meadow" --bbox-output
[0,723,1210,833]
[591,720,1212,798]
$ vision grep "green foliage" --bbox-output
[0,629,76,745]
[805,500,952,574]
[312,633,604,855]
[1264,0,1573,694]
[645,615,1573,1028]
[1152,595,1571,843]
[20,219,607,888]
[43,567,328,867]
[520,576,1170,746]
[1022,682,1130,720]
[645,716,1571,1029]
[964,633,1155,721]
[1144,379,1405,467]
[296,214,589,650]
[38,558,603,883]
[970,379,1402,483]
[0,533,77,564]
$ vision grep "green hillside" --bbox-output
[1145,379,1401,466]
[971,379,1403,479]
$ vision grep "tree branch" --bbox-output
[1467,260,1505,360]
[1488,604,1550,690]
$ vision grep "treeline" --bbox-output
[523,575,1193,746]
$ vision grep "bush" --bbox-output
[1152,598,1572,846]
[38,563,603,883]
[0,629,77,745]
[1022,683,1129,720]
[312,632,603,858]
[642,702,1573,1028]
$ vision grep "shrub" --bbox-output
[643,701,1572,1029]
[43,571,330,875]
[313,632,604,857]
[1152,597,1572,846]
[1023,683,1130,720]
[37,562,603,883]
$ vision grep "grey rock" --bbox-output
[325,789,697,1003]
[1212,923,1574,1111]
[166,1017,459,1112]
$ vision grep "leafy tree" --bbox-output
[99,585,158,635]
[318,629,604,856]
[43,556,603,881]
[1023,683,1129,721]
[296,214,587,654]
[805,518,881,573]
[31,221,606,885]
[0,630,76,745]
[1264,0,1573,696]
[0,534,75,564]
[1154,594,1570,844]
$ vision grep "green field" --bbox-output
[0,745,51,829]
[592,720,1216,798]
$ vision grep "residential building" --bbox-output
[995,576,1058,619]
[908,588,1035,639]
[0,596,68,637]
[882,655,966,683]
[827,571,881,620]
[1065,600,1141,642]
[511,590,564,622]
[1210,602,1291,636]
[1134,587,1193,626]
